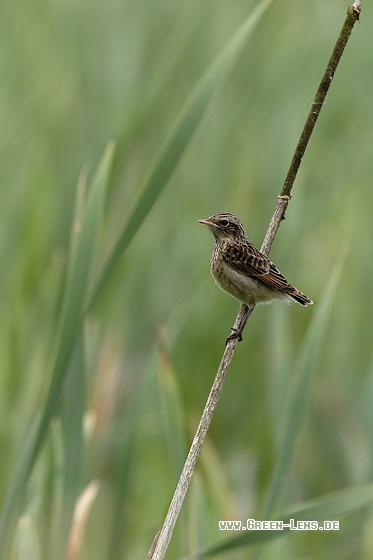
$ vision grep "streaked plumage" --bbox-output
[198,212,312,309]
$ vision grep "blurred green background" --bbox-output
[1,0,373,558]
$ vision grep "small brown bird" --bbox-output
[198,212,312,341]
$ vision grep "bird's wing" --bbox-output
[224,241,291,291]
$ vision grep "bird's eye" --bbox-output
[220,219,229,227]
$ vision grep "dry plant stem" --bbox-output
[146,531,161,560]
[67,481,101,560]
[147,4,360,559]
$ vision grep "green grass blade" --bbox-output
[157,333,189,553]
[157,330,187,477]
[261,244,349,519]
[57,329,85,560]
[188,482,373,557]
[0,144,114,558]
[87,0,272,310]
[15,515,42,560]
[106,354,159,560]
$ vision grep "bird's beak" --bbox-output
[198,219,215,227]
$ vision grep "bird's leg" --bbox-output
[226,305,254,343]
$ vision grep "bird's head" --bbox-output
[198,212,247,242]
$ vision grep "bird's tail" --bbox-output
[289,289,313,306]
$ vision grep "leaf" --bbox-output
[157,328,187,476]
[15,515,41,560]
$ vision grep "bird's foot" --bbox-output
[226,327,243,344]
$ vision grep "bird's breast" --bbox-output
[210,246,288,307]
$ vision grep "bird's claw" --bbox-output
[226,327,243,344]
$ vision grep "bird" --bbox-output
[198,212,312,341]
